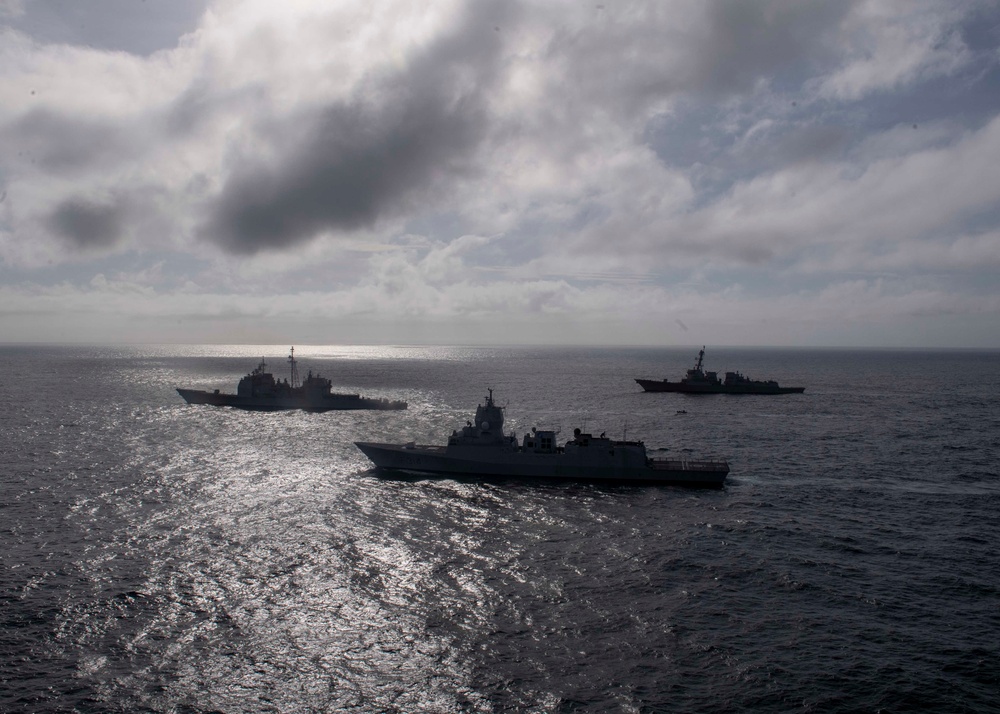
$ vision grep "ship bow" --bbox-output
[354,441,398,469]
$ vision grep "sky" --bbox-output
[1,0,999,348]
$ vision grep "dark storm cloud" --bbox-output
[559,0,854,114]
[201,2,513,255]
[3,109,131,173]
[48,197,124,249]
[203,93,486,254]
[693,0,854,93]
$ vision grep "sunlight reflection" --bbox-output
[96,343,505,361]
[107,405,500,711]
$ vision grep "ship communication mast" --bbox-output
[288,346,300,388]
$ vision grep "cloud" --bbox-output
[3,0,989,264]
[3,108,135,173]
[1,0,998,347]
[195,0,513,254]
[2,261,997,347]
[685,0,852,94]
[640,112,1000,275]
[201,87,487,254]
[816,0,971,101]
[2,0,205,56]
[47,198,124,250]
[0,0,24,20]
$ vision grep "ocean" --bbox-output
[2,344,998,713]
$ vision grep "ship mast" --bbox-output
[695,346,705,372]
[288,346,300,388]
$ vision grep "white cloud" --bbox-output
[816,0,971,101]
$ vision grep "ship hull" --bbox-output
[177,388,407,411]
[354,442,729,487]
[635,379,805,395]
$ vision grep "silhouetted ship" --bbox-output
[177,348,407,412]
[636,347,805,395]
[355,389,729,487]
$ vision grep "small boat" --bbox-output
[355,389,729,487]
[177,348,407,412]
[636,347,804,395]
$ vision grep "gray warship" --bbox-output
[177,348,407,412]
[355,389,729,487]
[636,347,805,395]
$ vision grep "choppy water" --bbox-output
[2,344,999,713]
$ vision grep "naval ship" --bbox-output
[355,389,729,487]
[635,347,805,395]
[177,348,407,412]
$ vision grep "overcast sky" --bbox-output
[1,0,999,347]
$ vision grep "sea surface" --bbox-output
[2,344,999,713]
